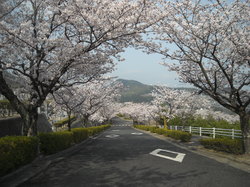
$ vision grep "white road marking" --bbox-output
[105,134,120,138]
[112,130,120,132]
[150,149,186,163]
[131,132,143,135]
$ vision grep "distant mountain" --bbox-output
[117,79,154,103]
[116,79,199,103]
[116,79,235,115]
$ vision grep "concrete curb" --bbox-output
[134,127,250,173]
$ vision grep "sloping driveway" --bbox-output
[19,119,250,186]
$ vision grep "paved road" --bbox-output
[20,118,250,187]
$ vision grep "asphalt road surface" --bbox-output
[20,118,250,187]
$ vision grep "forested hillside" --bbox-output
[117,79,154,103]
[116,79,234,115]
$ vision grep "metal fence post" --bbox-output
[213,127,215,139]
[175,126,177,130]
[232,129,234,139]
[189,126,192,133]
[199,127,202,136]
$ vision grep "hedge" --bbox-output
[134,125,192,142]
[71,128,89,143]
[134,125,158,132]
[87,125,110,136]
[168,115,241,130]
[53,116,77,127]
[0,136,39,177]
[200,138,244,155]
[154,128,169,135]
[0,99,12,109]
[0,125,111,176]
[164,130,192,142]
[38,125,111,155]
[38,131,74,155]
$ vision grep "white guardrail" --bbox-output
[169,126,242,139]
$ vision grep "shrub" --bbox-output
[86,125,110,136]
[71,128,89,143]
[134,125,165,133]
[39,125,110,154]
[200,138,244,155]
[168,115,241,130]
[149,126,160,133]
[53,116,77,127]
[168,116,184,127]
[38,131,73,155]
[117,113,124,118]
[165,130,192,142]
[0,99,12,110]
[134,125,191,142]
[154,128,168,135]
[0,136,39,176]
[134,125,156,132]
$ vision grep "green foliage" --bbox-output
[71,128,89,143]
[0,99,16,117]
[0,99,12,109]
[0,136,39,176]
[134,125,192,142]
[168,115,240,130]
[149,126,160,133]
[116,114,132,120]
[117,79,154,103]
[164,130,192,142]
[168,116,183,127]
[86,125,110,136]
[0,124,111,177]
[39,125,110,155]
[53,116,77,127]
[117,113,124,118]
[154,128,169,135]
[38,131,74,155]
[134,125,157,132]
[200,138,244,155]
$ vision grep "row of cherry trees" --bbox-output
[0,0,163,136]
[145,0,250,153]
[52,79,122,130]
[117,87,239,126]
[0,0,249,153]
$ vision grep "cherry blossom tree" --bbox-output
[0,0,162,136]
[97,101,120,124]
[0,0,25,20]
[195,109,239,123]
[117,102,154,124]
[74,79,122,127]
[151,86,211,127]
[145,0,250,153]
[53,86,86,131]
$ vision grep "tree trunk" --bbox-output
[67,113,72,131]
[82,115,89,127]
[22,107,38,136]
[0,70,40,136]
[239,113,250,154]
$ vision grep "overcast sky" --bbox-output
[111,48,192,87]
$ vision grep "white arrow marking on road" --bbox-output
[150,149,186,163]
[131,132,143,135]
[105,134,120,138]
